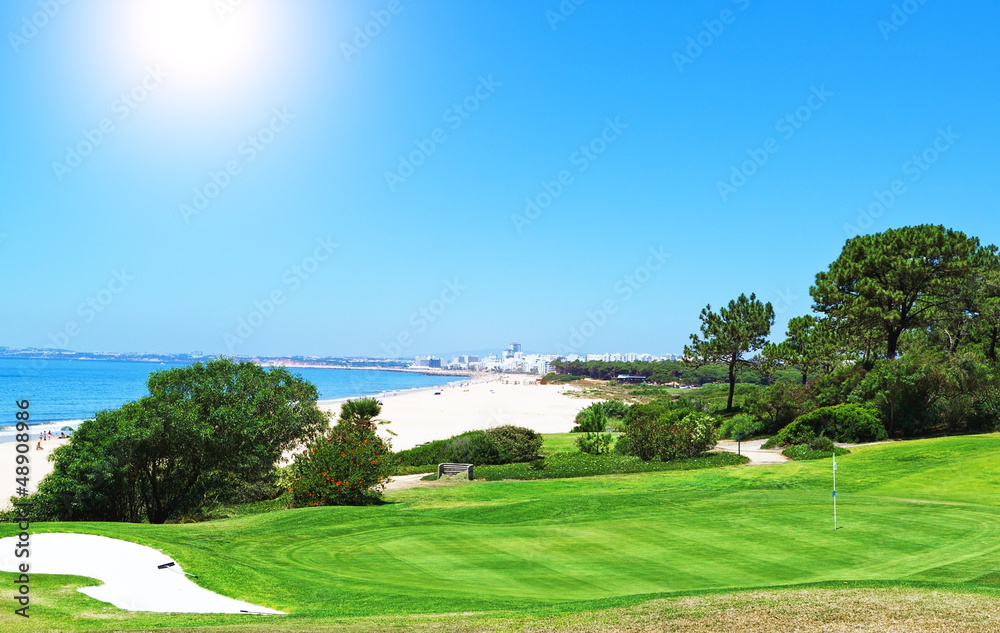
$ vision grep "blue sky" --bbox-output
[1,0,998,358]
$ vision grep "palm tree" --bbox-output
[338,398,388,432]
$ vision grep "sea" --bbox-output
[0,358,459,443]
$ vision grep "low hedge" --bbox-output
[395,426,543,467]
[422,451,748,481]
[782,445,851,461]
[394,464,439,475]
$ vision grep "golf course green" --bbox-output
[3,433,1000,631]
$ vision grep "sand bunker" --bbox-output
[0,533,284,614]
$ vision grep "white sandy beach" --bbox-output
[1,380,597,505]
[0,436,67,510]
[321,378,600,451]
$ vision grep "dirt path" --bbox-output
[384,473,434,491]
[714,439,789,465]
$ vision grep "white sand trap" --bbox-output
[0,533,284,614]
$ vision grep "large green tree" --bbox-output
[811,225,981,359]
[30,359,328,523]
[684,293,775,412]
[763,315,838,384]
[965,246,1000,360]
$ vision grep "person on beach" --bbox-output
[36,441,43,450]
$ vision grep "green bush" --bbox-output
[444,431,499,464]
[612,434,635,456]
[572,400,628,432]
[809,435,835,452]
[768,403,887,447]
[572,403,609,433]
[394,426,541,467]
[625,400,689,427]
[395,431,488,466]
[602,399,629,419]
[622,410,718,462]
[719,413,766,440]
[485,425,543,463]
[576,431,613,455]
[764,417,817,448]
[744,382,814,435]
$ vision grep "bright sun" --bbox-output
[117,0,275,95]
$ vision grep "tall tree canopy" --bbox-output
[763,315,837,384]
[684,292,774,411]
[30,359,328,523]
[964,246,1000,360]
[811,225,981,359]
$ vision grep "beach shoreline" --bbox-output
[0,436,69,508]
[1,377,599,507]
[321,377,600,451]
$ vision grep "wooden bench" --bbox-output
[437,463,474,480]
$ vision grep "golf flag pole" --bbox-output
[832,453,837,530]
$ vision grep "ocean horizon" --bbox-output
[0,358,458,442]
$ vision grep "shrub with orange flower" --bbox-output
[290,398,393,507]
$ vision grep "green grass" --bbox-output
[5,434,1000,631]
[541,432,581,454]
[541,432,624,454]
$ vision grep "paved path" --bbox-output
[384,473,435,490]
[714,439,789,465]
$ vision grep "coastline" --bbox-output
[262,362,475,377]
[1,374,599,506]
[321,377,600,451]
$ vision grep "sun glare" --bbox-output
[116,0,277,98]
